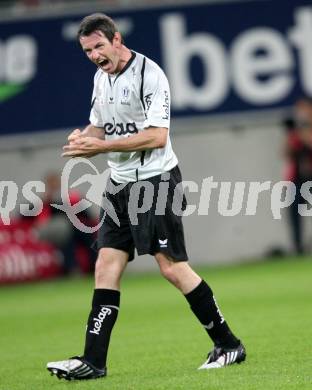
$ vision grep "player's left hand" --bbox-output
[62,137,106,158]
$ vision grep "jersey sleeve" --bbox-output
[89,72,104,127]
[142,64,170,129]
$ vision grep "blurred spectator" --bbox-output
[31,171,96,275]
[283,97,312,254]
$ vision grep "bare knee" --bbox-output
[95,248,128,289]
[155,253,182,287]
[155,252,201,294]
[159,262,179,286]
[95,256,119,286]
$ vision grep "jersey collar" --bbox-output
[109,51,136,85]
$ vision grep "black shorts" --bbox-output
[96,165,188,262]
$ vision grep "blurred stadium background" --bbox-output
[1,0,312,283]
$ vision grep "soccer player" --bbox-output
[47,13,246,381]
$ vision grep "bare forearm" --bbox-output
[82,124,105,139]
[103,127,167,152]
[63,127,168,158]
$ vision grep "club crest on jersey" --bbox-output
[121,86,130,106]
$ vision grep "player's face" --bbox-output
[80,31,122,74]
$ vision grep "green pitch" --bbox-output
[0,257,311,390]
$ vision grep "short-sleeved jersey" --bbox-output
[89,51,178,183]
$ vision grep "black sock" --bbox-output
[185,280,240,348]
[83,289,120,369]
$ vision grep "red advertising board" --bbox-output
[0,220,62,284]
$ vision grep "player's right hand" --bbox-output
[68,128,82,143]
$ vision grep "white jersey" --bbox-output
[89,51,178,183]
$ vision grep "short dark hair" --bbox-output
[77,13,119,43]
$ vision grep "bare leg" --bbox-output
[83,248,129,369]
[154,252,240,349]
